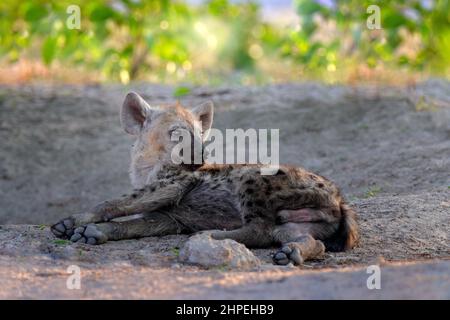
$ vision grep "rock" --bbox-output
[179,233,260,269]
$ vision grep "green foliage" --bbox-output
[52,239,71,246]
[364,186,382,198]
[0,0,448,83]
[42,36,56,64]
[173,86,191,97]
[289,0,450,75]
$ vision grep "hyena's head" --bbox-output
[121,92,214,188]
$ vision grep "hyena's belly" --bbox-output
[173,182,242,231]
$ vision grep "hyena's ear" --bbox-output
[121,92,152,135]
[192,101,214,140]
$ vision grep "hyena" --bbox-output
[51,92,359,265]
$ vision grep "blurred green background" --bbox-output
[0,0,449,85]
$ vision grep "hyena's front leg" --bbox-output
[69,212,183,244]
[51,175,197,240]
[51,193,146,239]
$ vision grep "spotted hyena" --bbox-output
[51,92,359,265]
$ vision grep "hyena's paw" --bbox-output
[51,212,97,239]
[273,239,325,266]
[273,244,304,266]
[51,217,76,239]
[69,224,108,245]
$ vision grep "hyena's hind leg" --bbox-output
[210,219,274,248]
[69,212,184,245]
[272,222,326,266]
[276,208,338,224]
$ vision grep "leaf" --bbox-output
[173,86,191,97]
[383,11,408,29]
[295,0,322,16]
[90,5,116,22]
[24,3,48,22]
[42,37,57,65]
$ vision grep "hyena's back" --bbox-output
[159,164,358,251]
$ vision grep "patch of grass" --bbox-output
[173,86,191,98]
[38,224,47,230]
[52,239,71,246]
[364,186,382,198]
[170,247,180,257]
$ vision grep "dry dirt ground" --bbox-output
[0,80,449,299]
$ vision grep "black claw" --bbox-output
[63,219,74,229]
[66,229,74,237]
[51,223,69,239]
[51,229,64,238]
[53,223,65,233]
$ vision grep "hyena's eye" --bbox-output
[168,127,182,139]
[168,126,188,138]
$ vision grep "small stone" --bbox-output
[179,233,260,269]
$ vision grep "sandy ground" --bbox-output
[0,80,449,299]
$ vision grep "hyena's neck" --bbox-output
[130,163,160,189]
[130,162,203,188]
